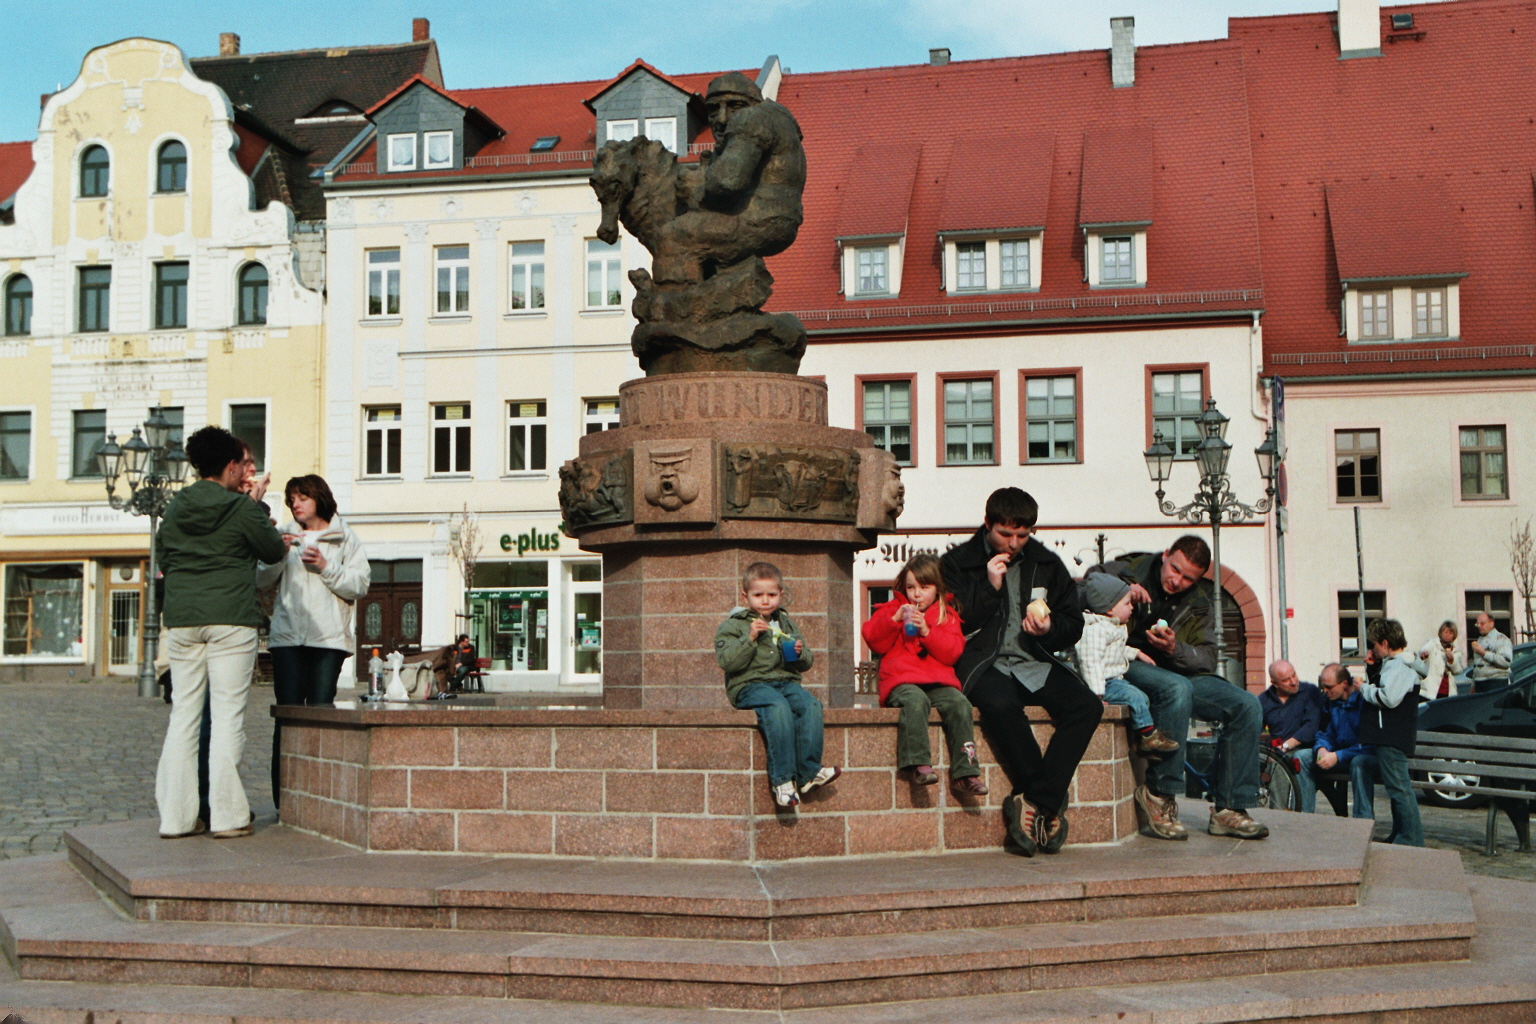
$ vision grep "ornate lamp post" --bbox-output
[98,407,195,697]
[1143,397,1281,682]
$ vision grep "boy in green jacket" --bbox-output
[716,562,840,809]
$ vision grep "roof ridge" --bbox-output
[191,40,431,63]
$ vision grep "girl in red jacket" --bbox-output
[862,554,988,797]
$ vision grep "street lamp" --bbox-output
[100,408,196,697]
[1143,397,1281,683]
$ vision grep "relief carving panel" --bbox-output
[722,444,858,522]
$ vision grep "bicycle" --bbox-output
[1182,721,1302,811]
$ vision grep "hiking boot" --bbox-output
[905,764,939,785]
[1208,807,1270,840]
[1034,808,1069,854]
[1134,785,1188,841]
[1002,793,1038,857]
[772,781,800,809]
[800,766,841,795]
[1136,728,1180,762]
[951,774,989,797]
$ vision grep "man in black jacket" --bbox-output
[940,488,1102,856]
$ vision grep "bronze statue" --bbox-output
[592,72,808,375]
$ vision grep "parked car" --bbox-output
[1415,641,1536,806]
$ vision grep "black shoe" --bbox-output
[1002,794,1038,857]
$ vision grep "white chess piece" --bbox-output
[383,650,410,701]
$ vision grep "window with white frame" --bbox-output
[862,380,911,465]
[154,262,188,330]
[955,242,985,291]
[364,406,402,477]
[1024,375,1077,463]
[1460,425,1507,500]
[586,239,622,307]
[606,119,638,144]
[366,249,400,317]
[424,131,454,169]
[5,275,31,336]
[644,117,677,152]
[237,263,268,325]
[855,246,889,296]
[79,145,109,197]
[229,404,267,471]
[584,398,620,434]
[386,134,416,171]
[943,378,994,465]
[0,411,30,480]
[508,401,547,471]
[1100,235,1134,283]
[1000,240,1030,289]
[509,242,545,310]
[1151,370,1204,459]
[1358,291,1391,340]
[435,245,470,314]
[431,403,472,474]
[1414,287,1447,338]
[78,266,110,333]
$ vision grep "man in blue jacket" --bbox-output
[1259,659,1327,812]
[1312,662,1376,819]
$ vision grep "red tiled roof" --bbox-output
[938,135,1054,234]
[0,140,33,205]
[1326,180,1466,282]
[1234,1,1536,377]
[1079,123,1154,227]
[834,143,922,239]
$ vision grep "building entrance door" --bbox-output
[355,560,422,679]
[101,560,145,676]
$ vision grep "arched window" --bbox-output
[4,275,31,336]
[156,140,187,193]
[237,263,268,325]
[79,145,109,197]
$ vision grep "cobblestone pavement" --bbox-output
[3,679,1534,882]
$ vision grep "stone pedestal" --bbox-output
[559,372,901,710]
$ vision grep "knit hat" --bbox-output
[1083,572,1131,615]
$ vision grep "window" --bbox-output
[586,239,622,307]
[229,404,266,470]
[154,262,188,329]
[606,119,638,143]
[1414,287,1446,338]
[1337,590,1386,661]
[71,409,105,478]
[5,275,31,336]
[366,249,400,317]
[386,134,416,171]
[1465,591,1515,648]
[1359,291,1391,340]
[237,263,268,325]
[943,378,994,465]
[509,242,545,310]
[955,242,985,291]
[156,140,187,192]
[1101,236,1134,283]
[1000,240,1030,289]
[77,266,110,333]
[644,117,677,152]
[855,247,889,296]
[1024,374,1078,463]
[862,379,912,465]
[423,131,454,169]
[79,145,109,197]
[435,245,470,314]
[3,563,85,657]
[1460,425,1507,500]
[0,411,30,480]
[158,406,185,447]
[508,401,547,472]
[1334,429,1381,502]
[1150,370,1204,458]
[584,398,620,434]
[432,403,472,474]
[531,136,559,152]
[364,406,402,476]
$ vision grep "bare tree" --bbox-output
[1510,516,1536,642]
[449,504,483,628]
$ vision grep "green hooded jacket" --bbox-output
[715,607,813,706]
[156,480,287,628]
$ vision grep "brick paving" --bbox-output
[2,679,1533,882]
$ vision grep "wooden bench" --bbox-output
[1408,733,1536,855]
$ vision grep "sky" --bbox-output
[0,0,1405,143]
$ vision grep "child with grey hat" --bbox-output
[1075,573,1180,760]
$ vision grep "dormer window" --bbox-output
[940,234,1042,294]
[366,78,502,174]
[644,117,677,152]
[424,131,454,169]
[1083,229,1147,288]
[838,236,905,298]
[606,119,638,144]
[1343,280,1461,343]
[386,134,416,172]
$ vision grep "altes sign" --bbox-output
[500,529,562,556]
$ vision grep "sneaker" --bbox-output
[906,765,939,785]
[772,781,800,809]
[951,775,989,797]
[1208,807,1270,840]
[159,819,206,840]
[1134,785,1189,841]
[1002,794,1038,857]
[799,766,841,795]
[1136,728,1180,762]
[1034,808,1069,854]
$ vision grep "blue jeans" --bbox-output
[733,678,825,788]
[1376,746,1424,846]
[1123,661,1262,811]
[1103,677,1153,730]
[1291,746,1317,813]
[1349,752,1377,819]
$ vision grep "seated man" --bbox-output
[450,634,478,691]
[1312,663,1376,820]
[1259,659,1327,812]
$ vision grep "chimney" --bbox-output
[1110,17,1135,88]
[219,32,240,56]
[929,47,950,66]
[1337,0,1382,58]
[412,17,430,42]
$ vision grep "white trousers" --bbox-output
[155,624,258,834]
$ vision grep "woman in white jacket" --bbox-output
[256,474,370,806]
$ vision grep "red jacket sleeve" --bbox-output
[919,606,966,667]
[862,598,903,655]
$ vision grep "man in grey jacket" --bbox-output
[1465,612,1513,685]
